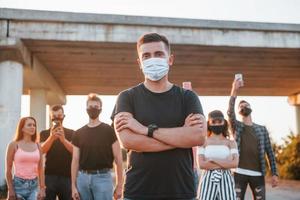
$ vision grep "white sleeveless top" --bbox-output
[197,145,238,159]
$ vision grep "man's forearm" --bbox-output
[266,144,278,176]
[112,141,124,186]
[114,158,123,186]
[231,87,237,97]
[117,129,175,152]
[71,159,79,188]
[153,126,206,148]
[227,96,238,134]
[41,137,55,153]
[227,96,236,117]
[61,139,73,153]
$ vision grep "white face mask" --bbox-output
[141,58,169,81]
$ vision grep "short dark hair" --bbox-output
[87,93,102,107]
[137,33,170,53]
[51,104,64,113]
[239,100,250,107]
[207,110,229,138]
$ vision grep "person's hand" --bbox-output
[7,188,16,200]
[207,158,215,163]
[37,188,46,200]
[271,175,279,187]
[113,184,123,200]
[230,77,244,97]
[49,126,60,141]
[232,77,243,92]
[184,113,205,128]
[115,113,147,135]
[72,187,80,200]
[225,154,234,161]
[54,127,65,142]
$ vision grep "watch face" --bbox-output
[147,124,158,138]
[149,124,158,129]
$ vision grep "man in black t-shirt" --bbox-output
[111,33,207,200]
[71,93,123,200]
[39,104,74,200]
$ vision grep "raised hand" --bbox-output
[231,76,244,96]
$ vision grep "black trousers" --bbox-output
[234,173,265,200]
[45,175,72,200]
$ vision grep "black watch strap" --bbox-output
[147,124,158,138]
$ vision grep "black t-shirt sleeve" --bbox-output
[65,128,75,141]
[110,128,118,144]
[111,90,133,120]
[39,130,48,142]
[184,90,204,116]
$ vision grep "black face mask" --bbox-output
[87,108,101,119]
[239,107,252,117]
[208,125,225,135]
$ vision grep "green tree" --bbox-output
[276,132,300,180]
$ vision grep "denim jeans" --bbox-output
[45,175,71,200]
[13,176,38,200]
[77,171,113,200]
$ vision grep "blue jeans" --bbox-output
[77,171,113,200]
[13,176,38,200]
[45,175,71,200]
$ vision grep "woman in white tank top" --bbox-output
[197,110,239,200]
[5,117,46,200]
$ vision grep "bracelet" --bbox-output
[39,186,46,189]
[147,124,158,138]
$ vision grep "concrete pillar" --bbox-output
[29,89,47,133]
[295,106,300,134]
[288,93,300,134]
[0,61,23,184]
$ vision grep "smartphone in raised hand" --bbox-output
[52,120,62,130]
[235,73,244,87]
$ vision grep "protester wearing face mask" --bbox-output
[197,110,238,200]
[39,105,74,200]
[71,93,123,200]
[111,33,206,200]
[227,77,278,200]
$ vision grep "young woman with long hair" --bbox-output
[198,110,239,200]
[5,117,45,200]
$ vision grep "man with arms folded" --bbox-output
[112,33,206,200]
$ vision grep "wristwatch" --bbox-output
[147,124,158,138]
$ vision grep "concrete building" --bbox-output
[0,8,300,184]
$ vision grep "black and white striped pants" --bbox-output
[198,169,236,200]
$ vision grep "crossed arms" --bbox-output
[198,141,239,170]
[113,112,207,152]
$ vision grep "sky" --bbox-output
[1,0,300,144]
[1,0,300,23]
